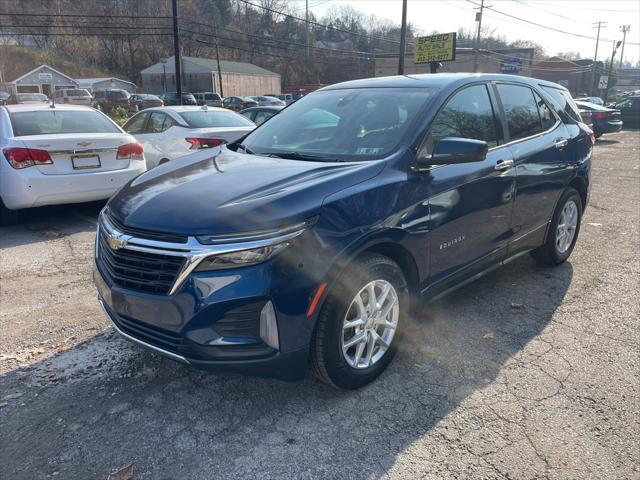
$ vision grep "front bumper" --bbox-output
[93,215,326,380]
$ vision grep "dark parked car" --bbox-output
[160,92,197,106]
[130,94,163,110]
[0,91,11,105]
[614,96,640,127]
[222,96,258,111]
[92,89,133,113]
[95,74,592,389]
[239,105,283,125]
[574,100,623,138]
[193,92,222,107]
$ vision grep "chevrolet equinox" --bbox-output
[94,74,592,389]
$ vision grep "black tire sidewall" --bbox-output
[318,255,409,389]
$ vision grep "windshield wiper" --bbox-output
[263,151,340,162]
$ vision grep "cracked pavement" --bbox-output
[1,130,639,479]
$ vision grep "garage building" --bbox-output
[140,56,280,97]
[75,77,137,93]
[6,64,78,96]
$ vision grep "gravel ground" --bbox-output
[1,130,639,480]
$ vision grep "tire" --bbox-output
[531,187,583,265]
[0,198,20,226]
[311,253,409,389]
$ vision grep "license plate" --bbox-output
[72,155,101,170]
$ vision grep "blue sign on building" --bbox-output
[501,57,523,74]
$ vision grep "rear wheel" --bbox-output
[0,198,20,226]
[311,253,408,389]
[531,187,582,265]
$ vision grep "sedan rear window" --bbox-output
[10,110,121,136]
[178,110,254,128]
[66,89,91,97]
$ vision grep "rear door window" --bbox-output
[148,112,168,133]
[123,112,149,134]
[497,84,543,141]
[430,84,500,147]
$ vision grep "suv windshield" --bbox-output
[178,110,254,128]
[10,110,121,136]
[240,87,437,161]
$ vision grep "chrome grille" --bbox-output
[97,228,185,295]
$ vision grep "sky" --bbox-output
[291,0,640,64]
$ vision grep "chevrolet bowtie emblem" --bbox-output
[107,232,130,250]
[77,141,92,147]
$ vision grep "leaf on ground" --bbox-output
[106,464,134,480]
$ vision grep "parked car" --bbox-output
[575,96,604,106]
[239,105,284,125]
[51,88,92,106]
[95,74,592,389]
[613,95,640,127]
[160,92,197,106]
[222,96,258,111]
[8,93,49,104]
[122,105,255,169]
[249,96,286,107]
[0,91,10,105]
[92,89,133,114]
[193,92,222,107]
[130,94,164,110]
[0,104,146,225]
[574,100,623,138]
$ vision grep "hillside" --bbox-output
[0,45,110,83]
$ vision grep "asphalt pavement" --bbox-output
[1,130,638,479]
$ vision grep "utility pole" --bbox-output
[605,40,622,103]
[305,0,310,57]
[212,21,224,98]
[398,0,408,75]
[172,0,182,104]
[619,25,630,68]
[590,21,606,96]
[474,0,485,73]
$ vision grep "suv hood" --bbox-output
[108,147,385,236]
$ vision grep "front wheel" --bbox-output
[311,253,409,389]
[531,187,583,265]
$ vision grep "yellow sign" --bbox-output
[414,33,457,64]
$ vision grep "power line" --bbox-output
[0,12,172,19]
[465,0,639,46]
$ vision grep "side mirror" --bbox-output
[415,137,488,169]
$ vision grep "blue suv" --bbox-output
[94,74,592,389]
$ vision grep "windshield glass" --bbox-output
[66,89,91,97]
[240,87,437,161]
[10,110,121,136]
[178,110,255,128]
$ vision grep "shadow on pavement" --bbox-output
[0,255,573,479]
[0,200,104,249]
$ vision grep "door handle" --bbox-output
[494,159,514,171]
[555,138,569,149]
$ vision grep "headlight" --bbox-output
[194,242,290,272]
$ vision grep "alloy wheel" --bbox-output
[556,200,578,253]
[341,279,399,369]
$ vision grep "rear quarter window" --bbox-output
[541,85,582,123]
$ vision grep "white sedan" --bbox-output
[122,105,255,169]
[0,104,147,225]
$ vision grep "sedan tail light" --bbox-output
[117,142,144,160]
[186,138,226,150]
[591,112,608,119]
[3,147,53,169]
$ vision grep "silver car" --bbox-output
[51,88,93,106]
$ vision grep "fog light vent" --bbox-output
[259,301,279,350]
